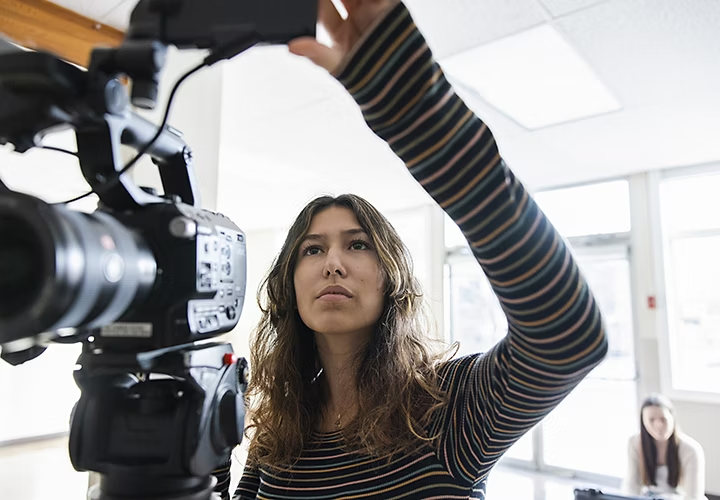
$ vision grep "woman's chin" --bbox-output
[312,325,373,341]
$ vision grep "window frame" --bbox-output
[655,164,720,404]
[443,179,638,485]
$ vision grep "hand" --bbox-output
[288,0,399,74]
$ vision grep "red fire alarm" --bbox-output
[647,296,657,309]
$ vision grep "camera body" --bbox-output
[78,201,248,352]
[0,188,246,354]
[109,201,247,350]
[0,0,317,498]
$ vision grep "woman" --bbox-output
[622,394,706,500]
[221,0,608,497]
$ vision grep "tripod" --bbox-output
[69,341,247,500]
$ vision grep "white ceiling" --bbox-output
[39,0,720,230]
[48,0,138,30]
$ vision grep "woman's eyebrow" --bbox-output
[303,228,367,241]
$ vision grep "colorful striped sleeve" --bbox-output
[234,462,260,498]
[212,455,232,500]
[335,1,608,483]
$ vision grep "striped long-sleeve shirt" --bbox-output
[230,2,607,498]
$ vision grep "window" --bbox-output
[569,249,635,381]
[660,171,720,395]
[444,179,636,479]
[445,254,506,357]
[444,179,631,246]
[533,180,631,237]
[444,254,534,462]
[541,249,636,478]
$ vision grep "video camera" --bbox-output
[0,1,316,498]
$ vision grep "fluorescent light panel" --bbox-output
[441,25,622,129]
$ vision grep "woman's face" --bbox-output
[293,206,385,342]
[642,405,675,442]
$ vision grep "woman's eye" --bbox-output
[350,240,371,250]
[302,246,321,256]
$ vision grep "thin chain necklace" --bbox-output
[332,403,354,429]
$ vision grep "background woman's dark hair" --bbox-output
[639,393,681,488]
[245,194,453,468]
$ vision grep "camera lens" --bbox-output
[0,216,44,318]
[0,191,157,344]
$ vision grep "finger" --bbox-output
[319,0,345,35]
[288,37,344,73]
[338,0,385,17]
[336,0,357,16]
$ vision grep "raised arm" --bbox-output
[300,0,608,481]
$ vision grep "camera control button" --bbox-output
[226,306,237,320]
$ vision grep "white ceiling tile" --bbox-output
[500,94,720,191]
[218,40,434,228]
[554,0,720,108]
[47,0,91,16]
[99,0,139,30]
[441,25,622,129]
[212,0,720,223]
[38,0,718,220]
[406,0,550,59]
[216,77,431,230]
[48,0,123,22]
[221,45,346,123]
[538,0,610,18]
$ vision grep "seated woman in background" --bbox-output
[622,393,706,500]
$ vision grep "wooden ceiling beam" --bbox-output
[0,0,124,67]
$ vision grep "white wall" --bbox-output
[0,131,94,207]
[131,47,226,211]
[630,171,720,495]
[674,400,720,495]
[382,204,447,340]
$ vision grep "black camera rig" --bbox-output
[0,1,316,498]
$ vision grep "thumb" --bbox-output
[288,37,344,73]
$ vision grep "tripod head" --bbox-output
[71,342,249,500]
[0,0,316,498]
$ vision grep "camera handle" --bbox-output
[72,40,200,211]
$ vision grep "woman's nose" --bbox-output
[323,249,346,277]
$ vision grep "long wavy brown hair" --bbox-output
[640,394,681,488]
[245,194,453,468]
